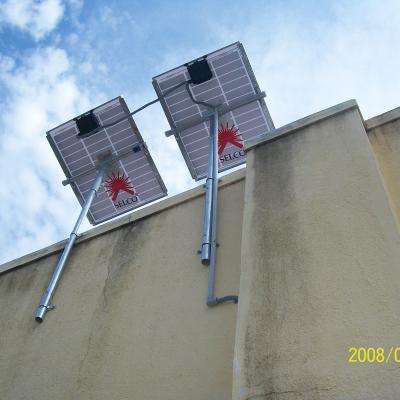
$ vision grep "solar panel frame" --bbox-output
[152,42,274,180]
[47,96,167,225]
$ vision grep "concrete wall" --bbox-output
[0,172,244,400]
[366,107,400,226]
[3,101,400,400]
[233,102,400,399]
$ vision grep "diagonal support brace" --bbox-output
[35,161,109,322]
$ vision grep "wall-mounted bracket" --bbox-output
[165,92,266,138]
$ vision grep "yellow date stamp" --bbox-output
[348,347,400,363]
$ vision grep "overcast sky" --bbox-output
[0,0,399,264]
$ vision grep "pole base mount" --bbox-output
[207,295,238,307]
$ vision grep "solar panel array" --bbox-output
[153,42,274,180]
[47,97,167,225]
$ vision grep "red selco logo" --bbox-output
[218,122,243,155]
[104,171,135,201]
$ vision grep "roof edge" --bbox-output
[364,106,400,131]
[246,99,359,150]
[0,169,245,275]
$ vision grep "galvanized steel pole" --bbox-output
[205,109,239,306]
[35,163,108,322]
[200,110,217,264]
[206,109,219,302]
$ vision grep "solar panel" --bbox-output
[47,96,167,225]
[152,42,274,180]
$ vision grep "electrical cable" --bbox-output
[185,81,215,109]
[100,80,190,130]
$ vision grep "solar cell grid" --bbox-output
[153,42,274,180]
[47,96,167,225]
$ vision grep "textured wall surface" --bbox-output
[234,106,400,399]
[0,177,244,400]
[367,108,400,226]
[3,102,400,400]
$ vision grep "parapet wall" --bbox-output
[234,102,400,399]
[2,101,400,400]
[0,172,244,400]
[366,107,400,227]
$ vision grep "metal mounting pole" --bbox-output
[200,110,217,264]
[35,162,108,323]
[202,109,238,306]
[183,82,238,305]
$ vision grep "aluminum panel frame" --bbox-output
[47,97,167,225]
[153,42,274,180]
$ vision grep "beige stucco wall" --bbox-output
[0,173,244,400]
[233,103,400,399]
[366,107,400,226]
[3,101,400,400]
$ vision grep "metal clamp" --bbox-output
[165,92,266,137]
[207,296,239,306]
[62,147,139,186]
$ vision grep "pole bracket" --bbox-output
[62,147,136,186]
[207,295,239,306]
[165,92,266,137]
